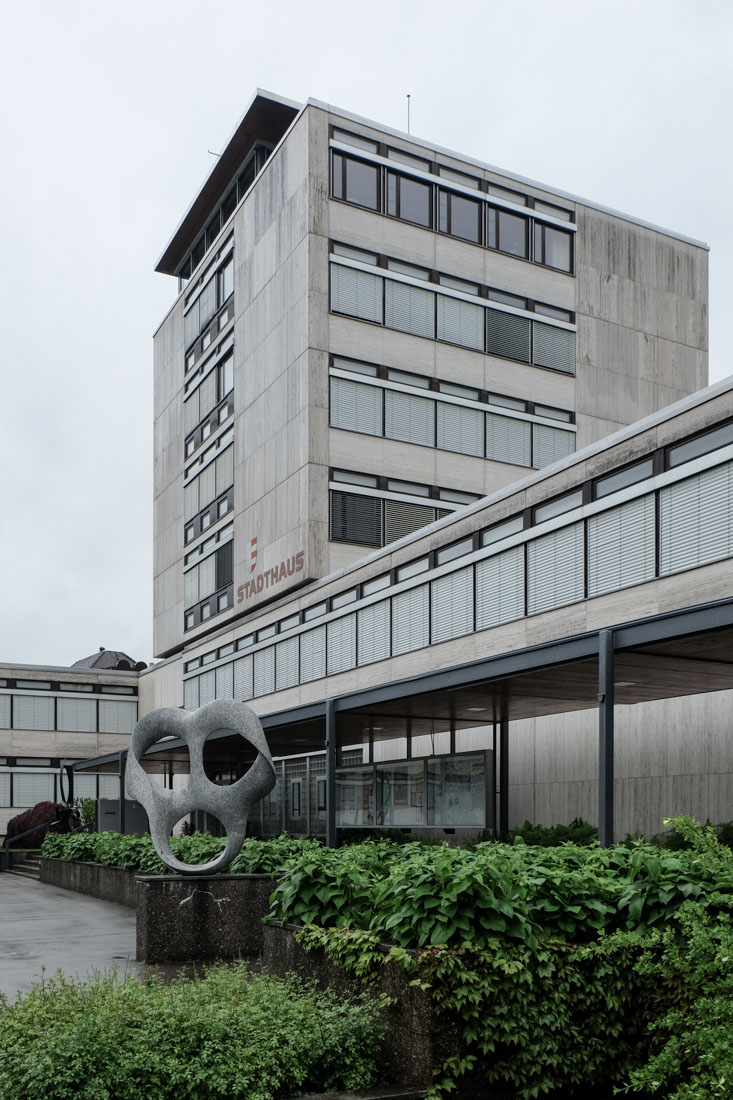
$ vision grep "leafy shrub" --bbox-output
[271,826,733,947]
[41,830,320,877]
[0,964,384,1100]
[508,816,598,846]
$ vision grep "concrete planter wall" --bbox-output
[40,858,139,908]
[261,922,465,1092]
[136,874,277,963]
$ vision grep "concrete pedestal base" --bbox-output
[135,874,275,963]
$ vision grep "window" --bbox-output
[330,377,383,436]
[532,424,575,468]
[438,190,481,243]
[667,421,733,467]
[594,458,654,499]
[332,152,380,210]
[184,542,233,613]
[476,546,525,629]
[431,566,473,643]
[486,309,531,363]
[534,223,573,272]
[385,390,434,446]
[437,295,484,350]
[532,322,575,374]
[437,403,484,457]
[488,208,529,259]
[218,256,234,303]
[327,615,356,675]
[384,280,435,338]
[588,495,656,597]
[330,491,382,547]
[184,253,234,351]
[384,500,436,543]
[533,489,583,524]
[357,601,391,665]
[330,265,383,324]
[486,412,531,467]
[527,523,585,615]
[386,171,432,227]
[184,445,233,523]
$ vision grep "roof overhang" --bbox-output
[73,598,733,773]
[155,90,301,276]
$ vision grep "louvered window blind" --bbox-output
[0,696,9,729]
[476,546,525,629]
[486,412,531,466]
[384,500,435,544]
[300,626,326,683]
[437,295,484,350]
[99,700,137,734]
[233,655,253,701]
[183,679,199,710]
[486,309,531,362]
[330,377,382,435]
[14,773,54,807]
[215,663,234,700]
[56,697,96,733]
[330,491,382,546]
[385,280,435,338]
[254,648,276,697]
[437,402,484,456]
[431,566,474,643]
[587,494,656,597]
[659,461,733,575]
[357,600,391,665]
[532,323,575,374]
[327,615,357,675]
[198,670,216,707]
[392,585,429,655]
[527,522,585,614]
[330,265,383,323]
[532,424,575,468]
[385,389,434,446]
[276,636,300,691]
[13,695,54,731]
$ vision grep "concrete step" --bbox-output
[6,858,42,880]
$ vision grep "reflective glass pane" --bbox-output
[399,176,431,226]
[345,158,379,210]
[449,194,481,242]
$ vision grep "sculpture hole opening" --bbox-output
[147,739,190,790]
[172,813,227,842]
[203,729,252,785]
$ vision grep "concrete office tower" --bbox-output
[152,91,707,662]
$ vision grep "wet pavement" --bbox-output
[1,874,146,1001]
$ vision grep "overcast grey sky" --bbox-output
[0,0,730,668]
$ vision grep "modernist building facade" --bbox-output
[152,91,707,661]
[134,90,729,842]
[0,654,140,836]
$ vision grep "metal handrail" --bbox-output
[2,816,70,871]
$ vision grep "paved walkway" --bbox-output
[0,875,142,1001]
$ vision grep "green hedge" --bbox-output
[0,965,384,1100]
[270,826,733,946]
[285,819,733,1098]
[41,831,321,875]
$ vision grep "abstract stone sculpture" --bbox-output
[126,700,276,876]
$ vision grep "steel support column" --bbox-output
[325,699,337,848]
[118,751,128,834]
[598,630,615,848]
[499,712,509,841]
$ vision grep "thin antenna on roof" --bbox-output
[208,150,222,158]
[406,94,411,134]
